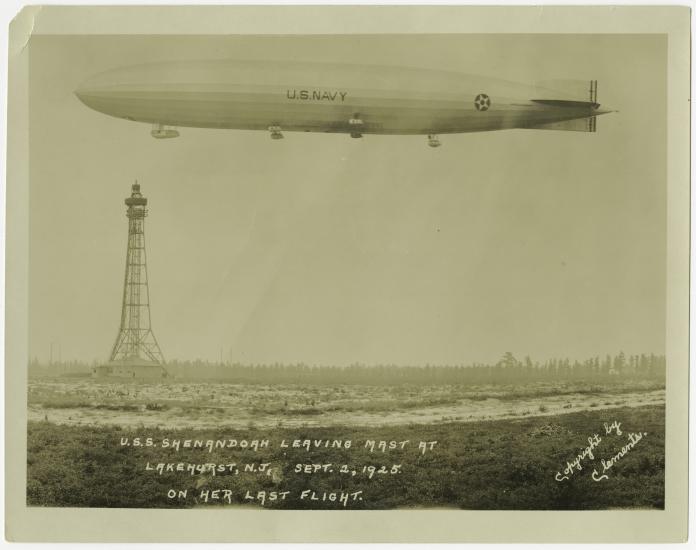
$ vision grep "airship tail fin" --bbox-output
[524,117,597,133]
[534,79,599,105]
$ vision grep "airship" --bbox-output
[75,59,613,147]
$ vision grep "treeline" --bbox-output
[29,352,665,385]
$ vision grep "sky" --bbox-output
[27,34,666,365]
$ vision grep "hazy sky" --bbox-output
[28,34,666,365]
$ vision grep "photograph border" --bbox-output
[5,5,690,542]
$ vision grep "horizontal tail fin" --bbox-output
[524,116,597,133]
[530,99,598,109]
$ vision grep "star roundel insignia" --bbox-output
[474,93,491,111]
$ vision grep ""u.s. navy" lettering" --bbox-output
[286,89,348,102]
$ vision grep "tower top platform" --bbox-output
[125,181,148,207]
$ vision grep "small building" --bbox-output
[93,358,167,379]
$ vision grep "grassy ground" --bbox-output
[27,404,664,509]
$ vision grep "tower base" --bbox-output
[93,360,168,379]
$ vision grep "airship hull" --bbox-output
[75,60,610,137]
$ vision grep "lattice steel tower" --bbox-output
[109,182,165,365]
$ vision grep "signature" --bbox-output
[554,420,647,482]
[591,431,647,482]
[554,434,601,481]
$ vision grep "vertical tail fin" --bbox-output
[588,115,596,132]
[589,80,598,104]
[535,79,600,106]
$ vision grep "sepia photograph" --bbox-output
[5,4,690,543]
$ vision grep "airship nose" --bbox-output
[75,61,192,107]
[74,66,143,118]
[74,85,90,105]
[74,82,108,112]
[74,72,117,107]
[74,63,158,115]
[74,84,98,109]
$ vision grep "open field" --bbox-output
[27,404,665,509]
[28,378,664,429]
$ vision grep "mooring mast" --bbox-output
[109,182,165,365]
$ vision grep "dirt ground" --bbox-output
[28,378,665,429]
